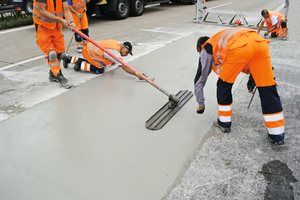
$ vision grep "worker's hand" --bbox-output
[76,12,83,20]
[264,31,269,36]
[247,74,256,93]
[196,105,205,114]
[86,0,90,2]
[67,20,76,30]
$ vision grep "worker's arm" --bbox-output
[62,1,75,30]
[194,43,213,112]
[104,49,142,79]
[268,24,278,32]
[257,20,264,33]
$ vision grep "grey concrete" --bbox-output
[166,1,300,199]
[1,0,299,199]
[0,31,241,200]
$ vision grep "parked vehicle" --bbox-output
[11,0,33,13]
[11,0,195,20]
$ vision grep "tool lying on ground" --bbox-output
[71,27,193,130]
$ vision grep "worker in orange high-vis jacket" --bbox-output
[33,0,76,89]
[63,39,145,80]
[68,0,90,53]
[194,27,285,145]
[257,9,287,40]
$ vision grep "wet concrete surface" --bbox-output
[1,1,299,199]
[0,32,235,200]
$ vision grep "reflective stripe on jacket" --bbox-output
[71,0,86,13]
[33,0,63,29]
[86,39,120,67]
[203,27,256,75]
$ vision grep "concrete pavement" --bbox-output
[166,1,300,199]
[0,1,299,200]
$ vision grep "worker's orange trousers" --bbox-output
[35,23,65,76]
[216,32,285,142]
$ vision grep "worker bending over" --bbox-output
[194,27,285,145]
[68,0,90,53]
[257,9,287,40]
[63,40,144,80]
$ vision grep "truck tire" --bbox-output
[130,0,144,16]
[25,0,33,14]
[112,0,130,20]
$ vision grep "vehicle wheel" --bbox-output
[25,0,33,14]
[112,0,130,20]
[130,0,144,16]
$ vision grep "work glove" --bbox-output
[264,31,269,37]
[76,12,83,20]
[86,0,90,2]
[196,105,205,114]
[247,74,256,93]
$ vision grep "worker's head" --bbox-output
[120,42,133,56]
[196,36,210,53]
[261,9,269,18]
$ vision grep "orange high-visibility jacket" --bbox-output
[85,39,120,67]
[203,27,256,75]
[33,0,64,29]
[71,0,86,13]
[264,11,286,33]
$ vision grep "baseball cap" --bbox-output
[123,42,133,55]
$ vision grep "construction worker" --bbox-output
[33,0,75,89]
[194,27,285,145]
[63,39,144,79]
[257,9,287,40]
[68,0,90,53]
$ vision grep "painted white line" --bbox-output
[0,25,34,35]
[275,3,285,12]
[141,29,181,35]
[209,2,233,9]
[0,55,45,71]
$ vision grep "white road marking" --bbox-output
[0,55,45,71]
[209,2,233,9]
[0,25,34,35]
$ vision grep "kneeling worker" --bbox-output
[257,9,287,40]
[194,27,285,145]
[63,39,144,80]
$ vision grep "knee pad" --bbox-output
[281,20,287,28]
[48,50,57,62]
[75,33,82,42]
[57,52,66,62]
[82,28,89,37]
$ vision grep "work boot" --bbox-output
[63,55,71,68]
[74,60,81,71]
[268,136,285,145]
[214,120,231,133]
[49,70,60,82]
[49,70,72,89]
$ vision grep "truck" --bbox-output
[11,0,196,20]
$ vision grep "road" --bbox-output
[2,0,298,200]
[0,0,285,122]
